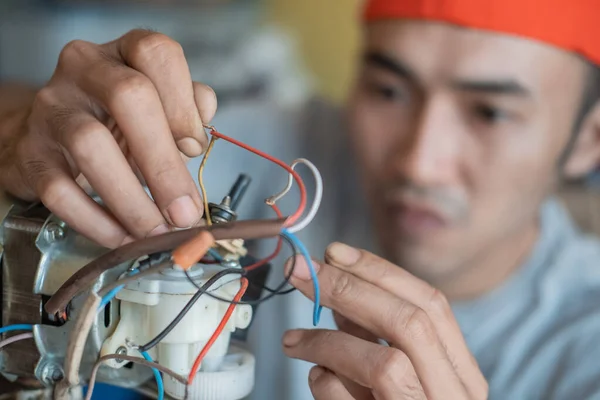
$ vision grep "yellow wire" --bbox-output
[198,136,217,226]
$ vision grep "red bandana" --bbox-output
[363,0,600,65]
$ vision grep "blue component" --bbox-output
[140,351,164,400]
[83,384,149,400]
[0,324,34,335]
[281,229,323,326]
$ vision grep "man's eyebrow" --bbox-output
[452,79,532,97]
[364,51,418,83]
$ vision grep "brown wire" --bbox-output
[85,354,187,400]
[45,218,285,318]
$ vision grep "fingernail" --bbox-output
[285,256,320,281]
[327,242,361,266]
[282,330,303,347]
[177,137,203,157]
[309,367,325,382]
[120,235,135,246]
[148,224,170,237]
[166,195,200,228]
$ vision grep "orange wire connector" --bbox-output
[172,231,215,270]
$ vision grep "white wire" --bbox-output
[0,332,33,351]
[266,158,323,234]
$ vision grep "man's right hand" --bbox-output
[0,30,217,248]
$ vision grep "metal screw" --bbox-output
[221,259,240,269]
[115,346,128,363]
[45,222,66,242]
[41,363,63,385]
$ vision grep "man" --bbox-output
[2,0,600,399]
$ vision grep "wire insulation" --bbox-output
[207,129,307,226]
[85,354,187,400]
[199,136,218,226]
[198,233,297,305]
[188,277,248,383]
[138,268,244,352]
[281,229,322,326]
[244,204,283,272]
[0,332,33,351]
[284,159,323,234]
[0,324,33,335]
[140,351,164,400]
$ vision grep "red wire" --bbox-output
[244,204,283,272]
[208,129,307,226]
[188,277,249,384]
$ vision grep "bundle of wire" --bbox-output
[200,127,323,326]
[54,125,324,399]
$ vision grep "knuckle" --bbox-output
[131,32,182,64]
[38,176,70,211]
[428,288,452,318]
[108,74,153,109]
[33,87,59,110]
[67,121,106,161]
[58,40,91,69]
[372,350,410,390]
[330,272,353,299]
[308,368,334,395]
[402,307,437,344]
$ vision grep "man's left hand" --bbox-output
[282,242,488,400]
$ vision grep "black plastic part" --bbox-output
[230,254,271,342]
[228,174,252,211]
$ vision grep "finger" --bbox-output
[283,329,425,400]
[115,30,211,157]
[72,45,203,228]
[286,258,467,399]
[46,107,169,239]
[17,140,130,248]
[333,312,380,399]
[334,311,378,343]
[324,243,486,397]
[308,367,357,400]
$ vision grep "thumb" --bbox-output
[176,82,217,158]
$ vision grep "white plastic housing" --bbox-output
[100,265,254,400]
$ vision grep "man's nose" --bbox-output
[391,99,460,186]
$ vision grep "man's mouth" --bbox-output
[385,198,450,236]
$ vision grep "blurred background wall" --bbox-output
[266,0,361,103]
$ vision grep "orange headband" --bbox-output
[363,0,600,66]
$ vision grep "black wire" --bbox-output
[138,268,243,352]
[197,234,298,306]
[246,234,296,295]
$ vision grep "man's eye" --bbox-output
[368,83,406,102]
[473,103,511,123]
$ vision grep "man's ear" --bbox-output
[563,101,600,178]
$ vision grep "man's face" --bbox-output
[347,20,589,282]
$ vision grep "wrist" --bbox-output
[0,86,35,202]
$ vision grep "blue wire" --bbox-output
[281,229,323,326]
[0,324,34,335]
[98,269,140,311]
[98,285,124,310]
[140,351,164,400]
[207,248,223,262]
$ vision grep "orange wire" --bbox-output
[188,277,249,384]
[208,129,307,226]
